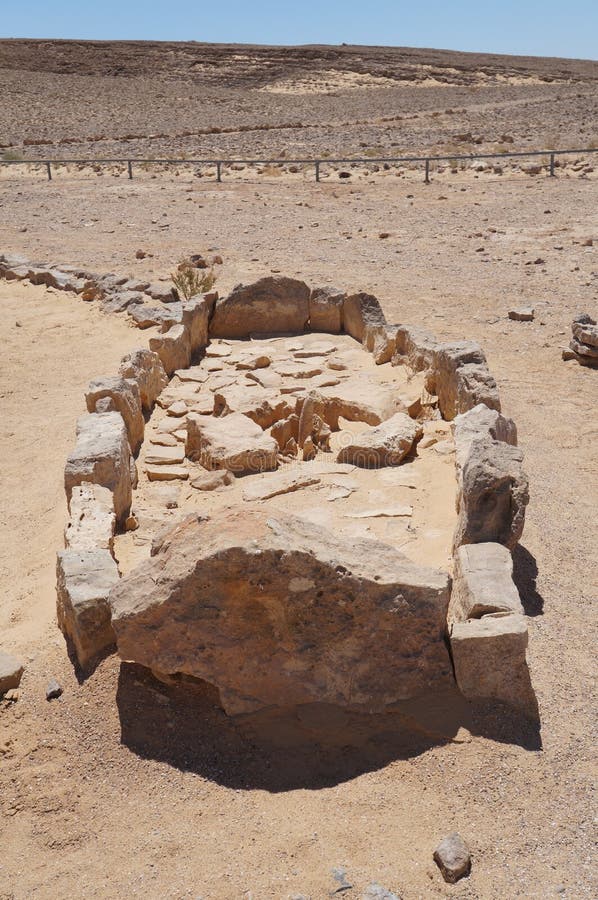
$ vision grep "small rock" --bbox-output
[362,884,401,900]
[125,514,139,532]
[46,679,63,701]
[135,249,148,259]
[4,689,19,702]
[509,307,535,322]
[190,469,234,491]
[433,832,471,883]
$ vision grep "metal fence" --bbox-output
[1,147,597,183]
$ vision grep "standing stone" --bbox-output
[64,412,132,527]
[450,613,537,716]
[454,437,529,550]
[449,542,523,622]
[452,404,517,474]
[56,549,119,668]
[119,349,168,411]
[433,833,471,883]
[209,277,310,339]
[86,376,145,453]
[393,324,438,372]
[181,291,217,353]
[64,484,116,555]
[109,509,453,715]
[309,286,345,333]
[343,292,386,344]
[149,324,191,375]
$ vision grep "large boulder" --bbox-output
[450,613,537,717]
[309,286,345,333]
[343,292,386,344]
[209,277,310,339]
[119,349,168,412]
[109,509,453,715]
[56,549,119,668]
[337,413,423,467]
[186,412,278,475]
[448,542,523,623]
[454,436,529,550]
[85,376,145,453]
[64,412,133,527]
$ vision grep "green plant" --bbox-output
[171,260,216,300]
[1,149,23,161]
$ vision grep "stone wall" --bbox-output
[41,265,535,718]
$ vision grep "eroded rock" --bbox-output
[210,276,310,339]
[109,509,453,715]
[186,412,278,475]
[64,412,132,527]
[337,413,423,468]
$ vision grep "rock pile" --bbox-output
[51,268,535,723]
[564,313,598,368]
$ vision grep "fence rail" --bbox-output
[1,147,597,184]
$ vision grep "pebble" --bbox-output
[46,679,63,701]
[433,832,471,883]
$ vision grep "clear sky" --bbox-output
[1,0,597,61]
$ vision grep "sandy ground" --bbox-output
[0,165,597,899]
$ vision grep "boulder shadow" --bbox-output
[512,544,544,616]
[116,663,541,791]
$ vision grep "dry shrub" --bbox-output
[171,260,216,300]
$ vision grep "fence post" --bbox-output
[127,160,133,179]
[549,153,555,177]
[315,160,320,182]
[424,158,430,184]
[46,161,52,181]
[216,161,222,183]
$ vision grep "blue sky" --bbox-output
[1,1,596,61]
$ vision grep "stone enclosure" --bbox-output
[51,272,536,721]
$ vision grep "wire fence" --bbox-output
[1,147,597,184]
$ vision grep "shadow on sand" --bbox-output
[512,544,545,617]
[116,662,541,792]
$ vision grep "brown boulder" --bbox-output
[209,277,310,339]
[109,509,453,715]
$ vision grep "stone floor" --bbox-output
[115,331,457,577]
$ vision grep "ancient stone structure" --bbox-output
[48,267,536,721]
[563,313,598,368]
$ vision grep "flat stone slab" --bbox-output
[344,506,413,518]
[145,464,189,481]
[242,470,321,502]
[144,445,186,466]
